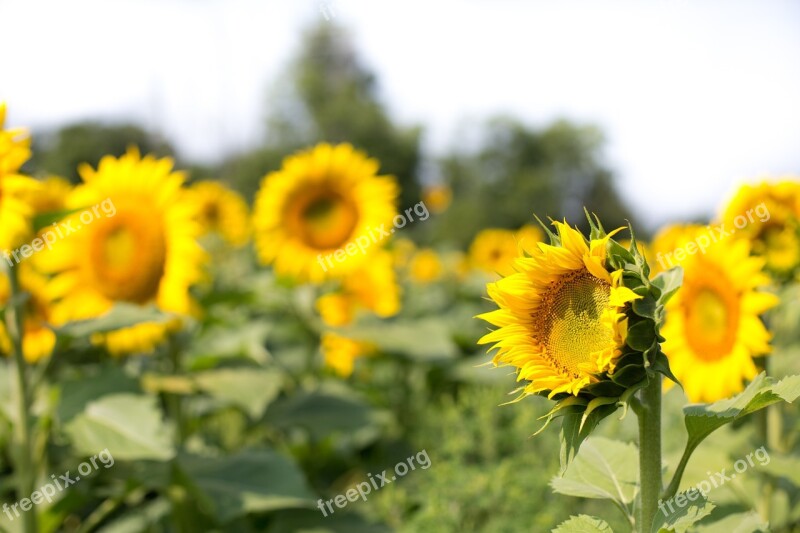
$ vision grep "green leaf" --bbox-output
[96,498,171,533]
[343,320,458,362]
[32,207,81,232]
[650,489,714,533]
[57,365,140,424]
[625,320,656,351]
[194,368,282,419]
[55,303,174,338]
[758,453,800,487]
[551,437,638,519]
[684,373,800,450]
[693,511,769,533]
[663,373,800,500]
[187,322,271,368]
[651,267,683,305]
[265,386,380,441]
[558,405,619,475]
[64,393,174,461]
[552,514,614,533]
[266,509,392,533]
[632,295,657,319]
[178,449,315,523]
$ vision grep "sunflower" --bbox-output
[321,332,375,377]
[41,148,206,354]
[24,176,72,214]
[421,184,452,214]
[391,238,417,269]
[478,220,647,398]
[0,103,40,252]
[654,225,777,402]
[253,143,398,283]
[468,228,518,277]
[515,224,544,254]
[190,180,250,247]
[0,264,56,362]
[409,248,443,284]
[316,293,354,327]
[722,180,800,278]
[316,249,401,326]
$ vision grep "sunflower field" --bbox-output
[2,16,800,533]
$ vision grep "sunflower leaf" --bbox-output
[663,373,800,499]
[651,267,683,306]
[558,404,618,475]
[64,393,174,461]
[649,489,714,533]
[693,511,769,533]
[55,303,174,339]
[552,437,639,520]
[552,514,614,533]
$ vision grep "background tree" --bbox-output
[425,117,642,247]
[28,123,174,183]
[222,22,423,207]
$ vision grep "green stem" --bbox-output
[756,356,779,521]
[167,337,186,445]
[662,440,698,501]
[6,266,38,533]
[637,374,662,533]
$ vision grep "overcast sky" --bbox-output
[3,0,799,229]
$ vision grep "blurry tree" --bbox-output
[427,118,642,247]
[222,22,423,207]
[29,122,174,183]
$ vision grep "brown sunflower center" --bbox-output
[536,269,613,378]
[286,188,359,250]
[88,209,166,304]
[203,201,220,226]
[682,273,739,361]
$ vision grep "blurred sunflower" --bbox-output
[253,143,398,283]
[42,148,206,354]
[515,224,544,254]
[468,228,518,277]
[391,237,417,269]
[316,293,354,327]
[722,180,800,278]
[20,176,73,271]
[409,248,443,284]
[321,332,375,377]
[654,225,777,402]
[25,176,72,214]
[316,249,401,326]
[0,103,40,252]
[190,180,250,247]
[478,221,642,397]
[0,264,56,362]
[421,184,452,214]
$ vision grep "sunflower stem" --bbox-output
[637,374,662,533]
[6,265,39,533]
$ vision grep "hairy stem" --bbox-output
[637,374,662,532]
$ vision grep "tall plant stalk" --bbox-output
[637,374,662,532]
[6,265,38,533]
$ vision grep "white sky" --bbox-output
[2,0,799,229]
